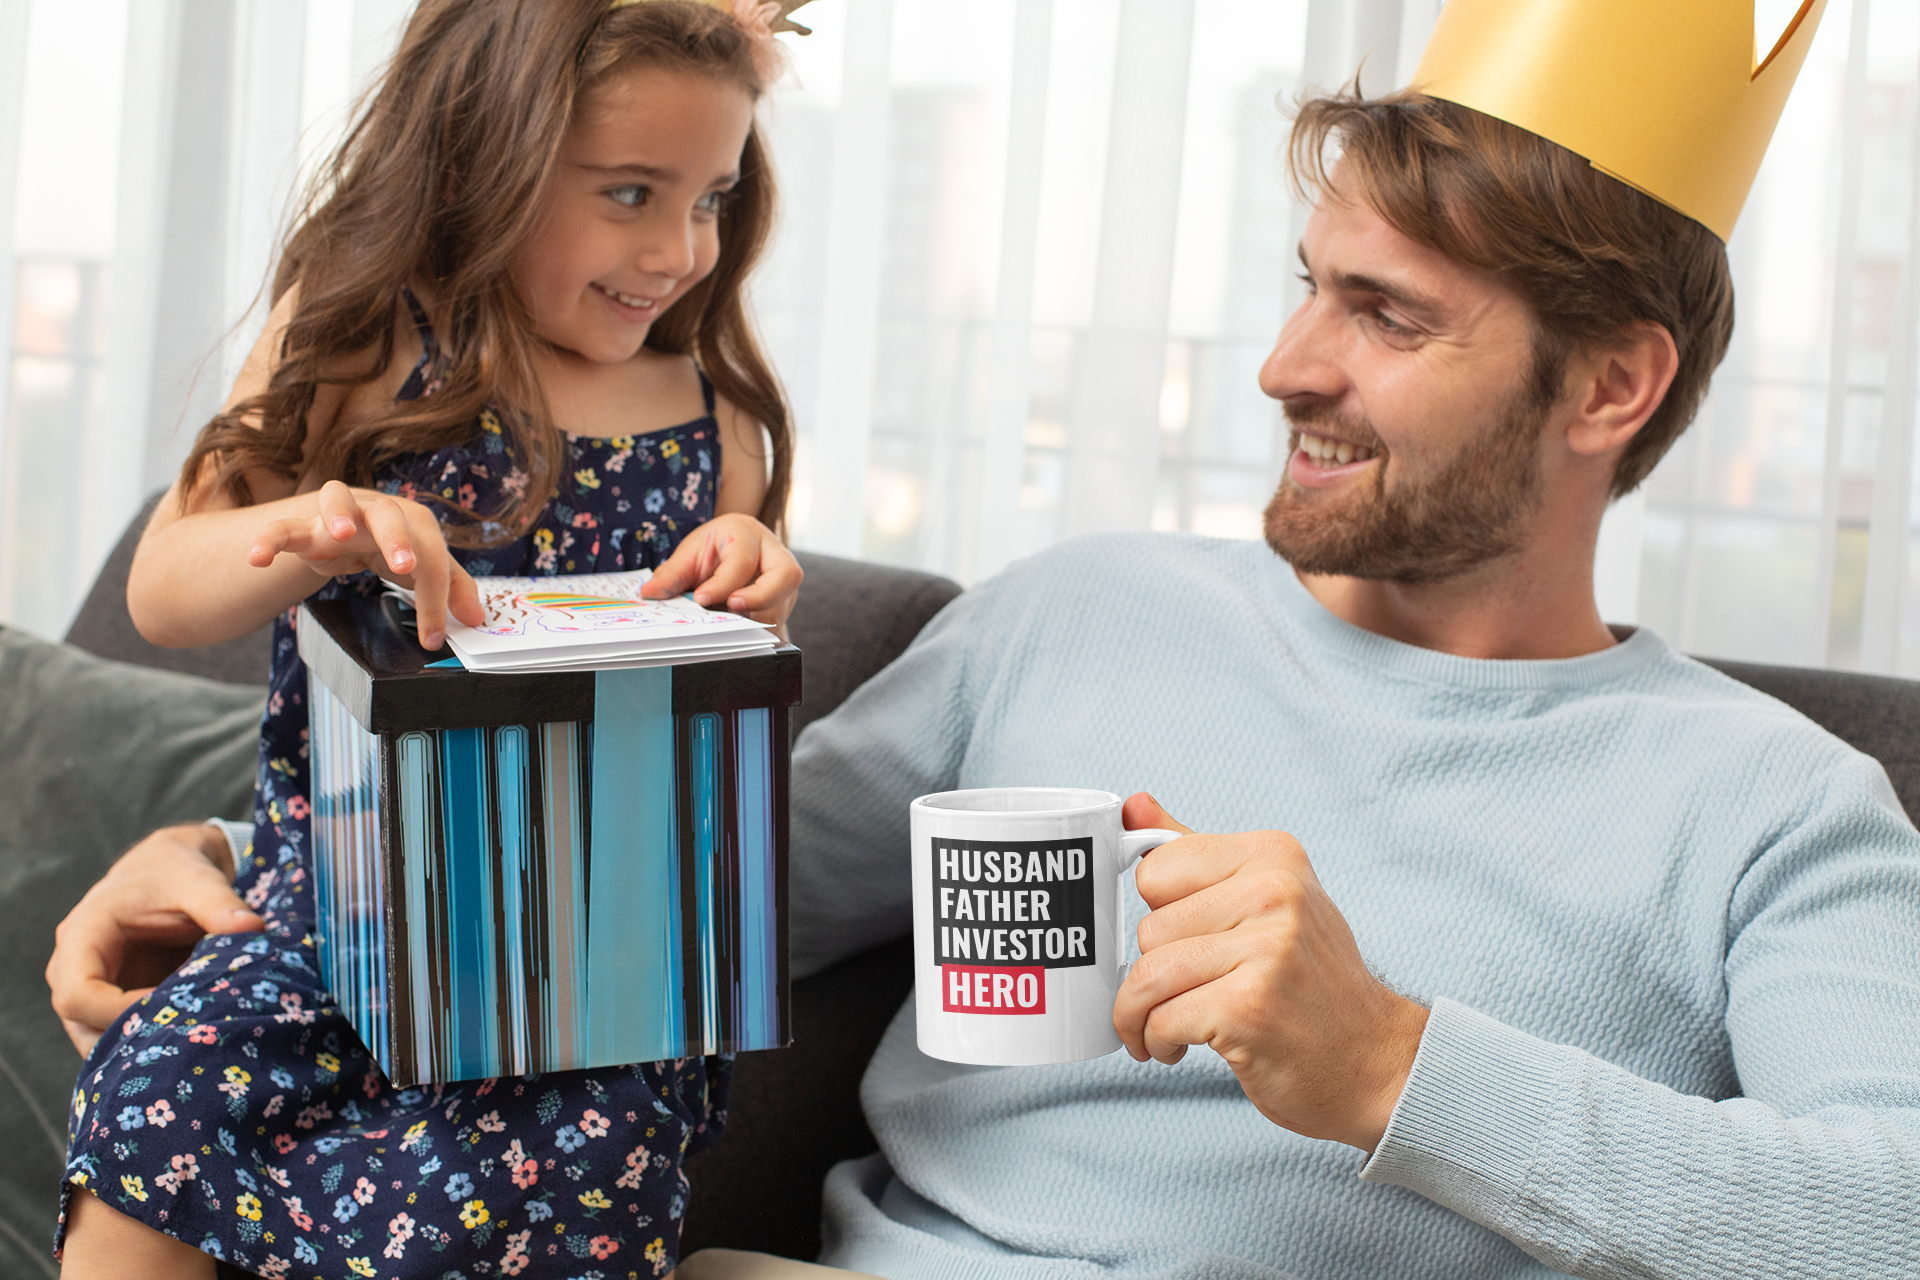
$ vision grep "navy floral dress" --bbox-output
[61,303,728,1280]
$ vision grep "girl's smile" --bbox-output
[589,279,667,319]
[514,66,754,366]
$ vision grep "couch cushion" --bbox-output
[787,551,963,740]
[0,626,262,1277]
[1701,658,1920,822]
[62,492,272,687]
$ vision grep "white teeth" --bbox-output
[596,282,656,309]
[1297,431,1375,466]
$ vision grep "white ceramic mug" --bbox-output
[909,787,1182,1066]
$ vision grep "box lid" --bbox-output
[298,596,801,733]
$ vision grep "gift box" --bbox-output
[297,596,799,1086]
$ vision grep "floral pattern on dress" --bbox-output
[61,326,726,1279]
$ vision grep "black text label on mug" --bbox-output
[930,838,1095,971]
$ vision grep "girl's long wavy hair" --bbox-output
[177,0,792,543]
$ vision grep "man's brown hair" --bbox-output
[1289,88,1735,498]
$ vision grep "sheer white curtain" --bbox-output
[7,0,1920,678]
[0,0,408,641]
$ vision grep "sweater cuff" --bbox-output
[1358,997,1565,1222]
[210,817,253,880]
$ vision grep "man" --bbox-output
[50,10,1920,1280]
[753,86,1919,1277]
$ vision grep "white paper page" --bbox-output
[452,636,777,674]
[396,570,774,664]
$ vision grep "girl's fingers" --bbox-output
[689,536,759,608]
[248,516,337,568]
[246,521,297,567]
[639,535,704,599]
[406,545,452,651]
[316,480,364,543]
[448,561,486,630]
[359,494,419,576]
[398,502,469,649]
[723,555,803,617]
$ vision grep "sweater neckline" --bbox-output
[1272,558,1668,693]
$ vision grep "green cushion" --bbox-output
[0,625,261,1277]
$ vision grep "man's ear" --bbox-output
[1565,321,1679,458]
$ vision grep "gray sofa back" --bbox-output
[33,495,1920,1269]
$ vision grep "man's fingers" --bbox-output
[1131,829,1312,910]
[1122,792,1195,837]
[1131,975,1261,1065]
[55,979,152,1056]
[60,1015,103,1058]
[1113,931,1245,1058]
[181,884,266,939]
[1136,863,1308,954]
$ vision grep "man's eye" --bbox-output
[1295,271,1317,294]
[608,185,648,208]
[1372,307,1418,336]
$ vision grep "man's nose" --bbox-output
[1258,294,1345,405]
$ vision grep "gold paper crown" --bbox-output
[611,0,816,37]
[1411,0,1830,240]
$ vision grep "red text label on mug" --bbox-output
[941,964,1047,1015]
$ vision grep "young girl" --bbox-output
[59,2,805,1276]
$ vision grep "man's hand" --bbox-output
[46,824,265,1056]
[1112,793,1430,1154]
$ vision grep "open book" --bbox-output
[388,569,776,673]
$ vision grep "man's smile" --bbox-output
[1288,429,1379,488]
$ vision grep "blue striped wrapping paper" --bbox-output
[299,600,795,1087]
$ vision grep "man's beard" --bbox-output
[1263,390,1547,586]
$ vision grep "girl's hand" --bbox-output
[246,479,486,649]
[640,512,803,626]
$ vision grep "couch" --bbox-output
[4,497,1918,1278]
[0,495,956,1277]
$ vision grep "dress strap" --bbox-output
[698,366,716,417]
[396,285,440,402]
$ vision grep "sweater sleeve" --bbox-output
[1359,750,1920,1278]
[786,579,990,980]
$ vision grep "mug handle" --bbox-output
[1119,827,1184,870]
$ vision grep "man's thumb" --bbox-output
[1122,791,1193,836]
[185,882,266,937]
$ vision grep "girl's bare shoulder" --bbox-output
[216,283,426,499]
[712,389,771,516]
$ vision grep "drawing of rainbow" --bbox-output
[520,590,647,612]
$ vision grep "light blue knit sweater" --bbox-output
[785,533,1920,1280]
